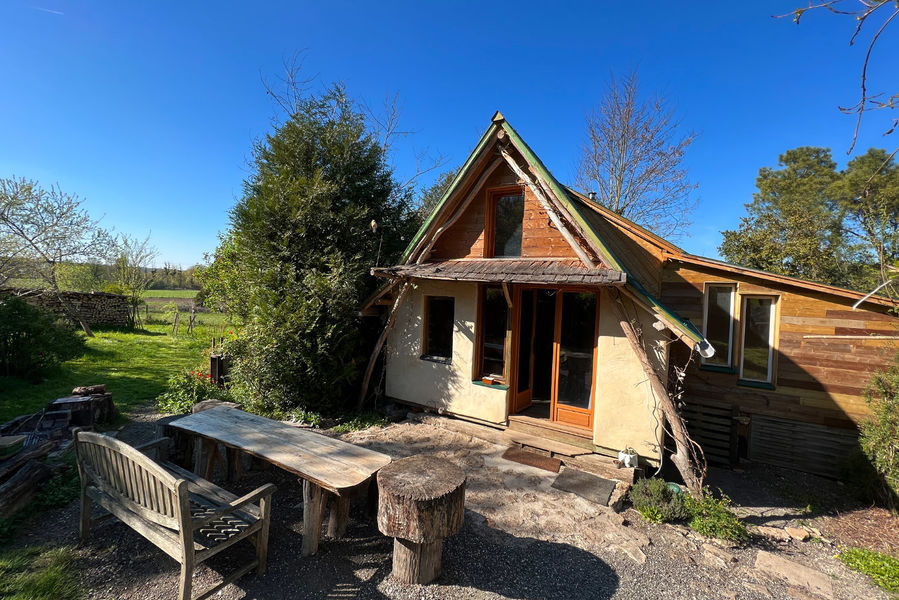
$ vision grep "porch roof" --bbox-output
[372,259,627,286]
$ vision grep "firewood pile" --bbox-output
[0,384,116,519]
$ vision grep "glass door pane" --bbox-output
[556,292,597,410]
[517,291,534,393]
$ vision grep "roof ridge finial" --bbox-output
[491,111,505,123]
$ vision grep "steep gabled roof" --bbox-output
[395,112,711,354]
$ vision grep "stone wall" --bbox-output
[2,289,131,326]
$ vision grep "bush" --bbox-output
[156,370,235,414]
[331,412,388,433]
[860,361,899,506]
[628,478,690,523]
[685,490,749,542]
[839,547,899,593]
[0,297,85,380]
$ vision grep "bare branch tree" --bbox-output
[782,1,899,154]
[0,177,113,336]
[575,69,698,240]
[114,233,159,328]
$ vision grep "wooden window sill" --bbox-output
[737,379,775,390]
[700,364,736,374]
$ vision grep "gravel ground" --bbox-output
[13,413,889,600]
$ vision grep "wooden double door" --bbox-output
[511,287,599,429]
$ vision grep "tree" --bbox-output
[719,147,873,289]
[113,234,159,328]
[0,177,113,336]
[202,84,419,414]
[575,69,698,239]
[416,168,459,222]
[833,148,899,293]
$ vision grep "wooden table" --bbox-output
[167,405,392,556]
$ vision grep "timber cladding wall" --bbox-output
[662,262,898,477]
[2,289,130,327]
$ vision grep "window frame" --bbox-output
[737,295,778,386]
[420,295,455,364]
[701,283,737,369]
[474,284,510,383]
[484,186,525,259]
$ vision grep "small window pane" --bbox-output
[481,287,508,378]
[424,297,454,359]
[493,194,524,257]
[704,286,734,366]
[741,298,773,382]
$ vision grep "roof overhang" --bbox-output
[372,259,627,286]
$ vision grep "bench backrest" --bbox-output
[74,431,184,531]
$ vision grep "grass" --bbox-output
[331,412,388,433]
[0,546,83,600]
[143,289,200,298]
[839,547,899,594]
[0,322,218,422]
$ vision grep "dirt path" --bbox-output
[16,417,888,599]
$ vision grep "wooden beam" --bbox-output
[499,149,596,268]
[501,282,512,307]
[610,291,705,497]
[357,281,412,410]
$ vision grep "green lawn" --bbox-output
[0,323,215,422]
[143,289,199,298]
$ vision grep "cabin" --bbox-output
[364,112,898,478]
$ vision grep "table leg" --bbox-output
[226,447,242,482]
[302,480,325,556]
[202,440,221,480]
[327,494,350,539]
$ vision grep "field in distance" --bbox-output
[144,289,199,298]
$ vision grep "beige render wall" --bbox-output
[593,289,667,464]
[385,279,509,424]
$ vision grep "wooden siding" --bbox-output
[663,261,898,473]
[429,164,579,261]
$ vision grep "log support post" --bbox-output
[357,281,412,410]
[302,479,326,556]
[327,494,350,539]
[610,292,705,497]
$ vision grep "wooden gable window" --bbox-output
[422,296,454,363]
[477,285,509,381]
[486,189,524,258]
[702,284,735,368]
[739,296,776,385]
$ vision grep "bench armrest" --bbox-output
[191,483,277,528]
[134,437,171,460]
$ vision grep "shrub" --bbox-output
[839,547,899,593]
[0,297,85,380]
[685,490,749,542]
[156,370,235,414]
[860,361,899,506]
[629,478,690,523]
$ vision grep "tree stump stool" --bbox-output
[377,455,466,585]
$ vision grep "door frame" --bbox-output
[509,285,600,430]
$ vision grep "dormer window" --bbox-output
[487,189,524,257]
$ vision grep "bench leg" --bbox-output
[178,561,192,600]
[256,493,271,575]
[328,494,350,539]
[302,480,325,556]
[79,485,91,543]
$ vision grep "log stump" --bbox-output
[377,455,466,585]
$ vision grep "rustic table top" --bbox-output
[168,406,391,493]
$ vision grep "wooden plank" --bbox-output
[168,407,391,493]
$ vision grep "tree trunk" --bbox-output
[610,295,705,497]
[357,281,411,410]
[52,289,93,337]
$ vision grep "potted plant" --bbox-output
[618,446,638,468]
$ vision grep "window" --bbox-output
[739,297,776,384]
[479,286,509,380]
[489,191,524,257]
[422,296,454,362]
[702,284,735,367]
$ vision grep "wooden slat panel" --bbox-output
[749,415,858,478]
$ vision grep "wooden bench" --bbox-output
[74,431,275,600]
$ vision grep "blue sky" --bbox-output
[1,1,896,266]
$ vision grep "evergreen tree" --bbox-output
[202,85,418,413]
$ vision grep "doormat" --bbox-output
[501,447,562,472]
[551,468,617,506]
